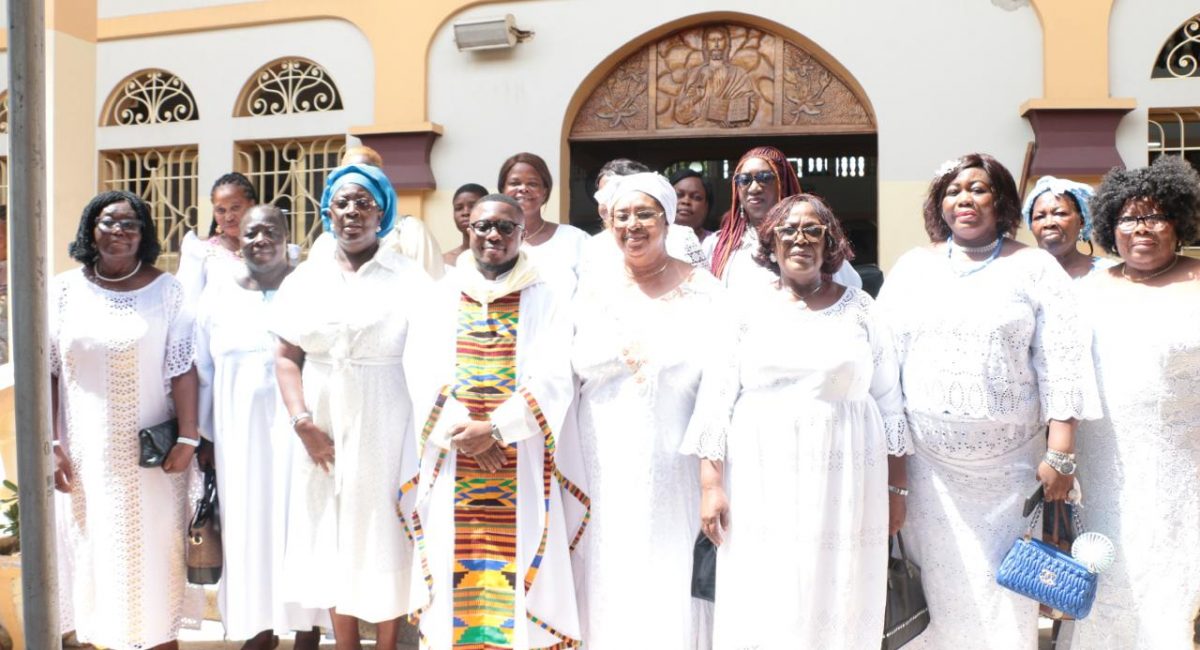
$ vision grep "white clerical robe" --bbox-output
[400,257,588,649]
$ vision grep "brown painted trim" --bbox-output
[1022,107,1134,179]
[357,130,440,191]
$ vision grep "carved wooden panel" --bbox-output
[570,22,873,140]
[571,48,650,134]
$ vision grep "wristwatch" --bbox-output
[1043,449,1077,476]
[490,423,503,444]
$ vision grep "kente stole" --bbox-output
[450,291,521,649]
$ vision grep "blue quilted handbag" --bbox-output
[996,503,1098,620]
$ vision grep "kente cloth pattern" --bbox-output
[451,292,521,649]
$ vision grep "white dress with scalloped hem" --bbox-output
[682,284,910,649]
[874,246,1099,650]
[1072,276,1200,649]
[51,270,203,650]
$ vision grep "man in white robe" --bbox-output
[400,194,588,649]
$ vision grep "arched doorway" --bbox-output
[562,15,879,263]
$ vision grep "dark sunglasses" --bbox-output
[469,219,524,236]
[733,171,777,188]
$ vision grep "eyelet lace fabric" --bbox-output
[874,247,1100,650]
[50,270,200,649]
[1072,279,1200,648]
[571,268,723,649]
[678,284,904,647]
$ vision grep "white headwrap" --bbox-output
[605,172,677,224]
[1021,175,1097,241]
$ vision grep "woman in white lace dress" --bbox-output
[572,173,722,649]
[272,164,426,649]
[500,152,590,293]
[685,194,911,648]
[51,191,201,650]
[176,173,257,303]
[1072,156,1200,649]
[875,154,1098,649]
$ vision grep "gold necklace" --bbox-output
[1121,255,1178,283]
[526,219,548,240]
[782,277,823,302]
[626,259,670,281]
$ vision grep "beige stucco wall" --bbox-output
[423,0,1046,273]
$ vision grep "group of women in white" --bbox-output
[47,140,1200,650]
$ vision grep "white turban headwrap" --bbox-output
[605,172,677,224]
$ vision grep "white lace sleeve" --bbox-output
[48,275,67,377]
[863,294,912,455]
[162,276,195,380]
[1028,255,1101,422]
[680,307,741,461]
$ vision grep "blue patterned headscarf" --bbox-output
[1021,176,1096,242]
[319,163,397,238]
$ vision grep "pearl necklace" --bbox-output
[947,236,1004,277]
[1121,255,1178,283]
[949,235,1001,254]
[94,260,142,283]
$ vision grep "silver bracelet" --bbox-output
[290,411,313,429]
[888,485,909,497]
[490,423,503,444]
[175,436,201,448]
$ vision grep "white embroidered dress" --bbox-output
[51,270,198,649]
[571,268,724,650]
[269,245,425,622]
[875,246,1098,650]
[1072,276,1200,649]
[683,285,910,649]
[195,273,327,639]
[522,223,590,294]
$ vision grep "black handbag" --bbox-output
[186,467,223,584]
[882,533,930,649]
[138,418,179,468]
[690,532,716,602]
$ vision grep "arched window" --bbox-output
[100,69,200,126]
[234,57,344,117]
[0,91,8,134]
[1152,13,1200,78]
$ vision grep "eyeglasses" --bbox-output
[1115,214,1172,233]
[469,219,524,236]
[96,218,142,233]
[774,223,828,244]
[733,171,777,188]
[331,197,379,212]
[611,210,665,225]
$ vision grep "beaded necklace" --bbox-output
[947,235,1004,277]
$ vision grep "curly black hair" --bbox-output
[69,190,161,266]
[922,153,1022,242]
[753,193,854,277]
[1090,156,1200,256]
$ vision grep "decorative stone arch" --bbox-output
[1152,12,1200,79]
[233,57,345,117]
[564,12,875,141]
[560,12,877,214]
[100,68,200,126]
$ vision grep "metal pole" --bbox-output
[8,0,62,647]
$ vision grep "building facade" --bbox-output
[0,0,1198,475]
